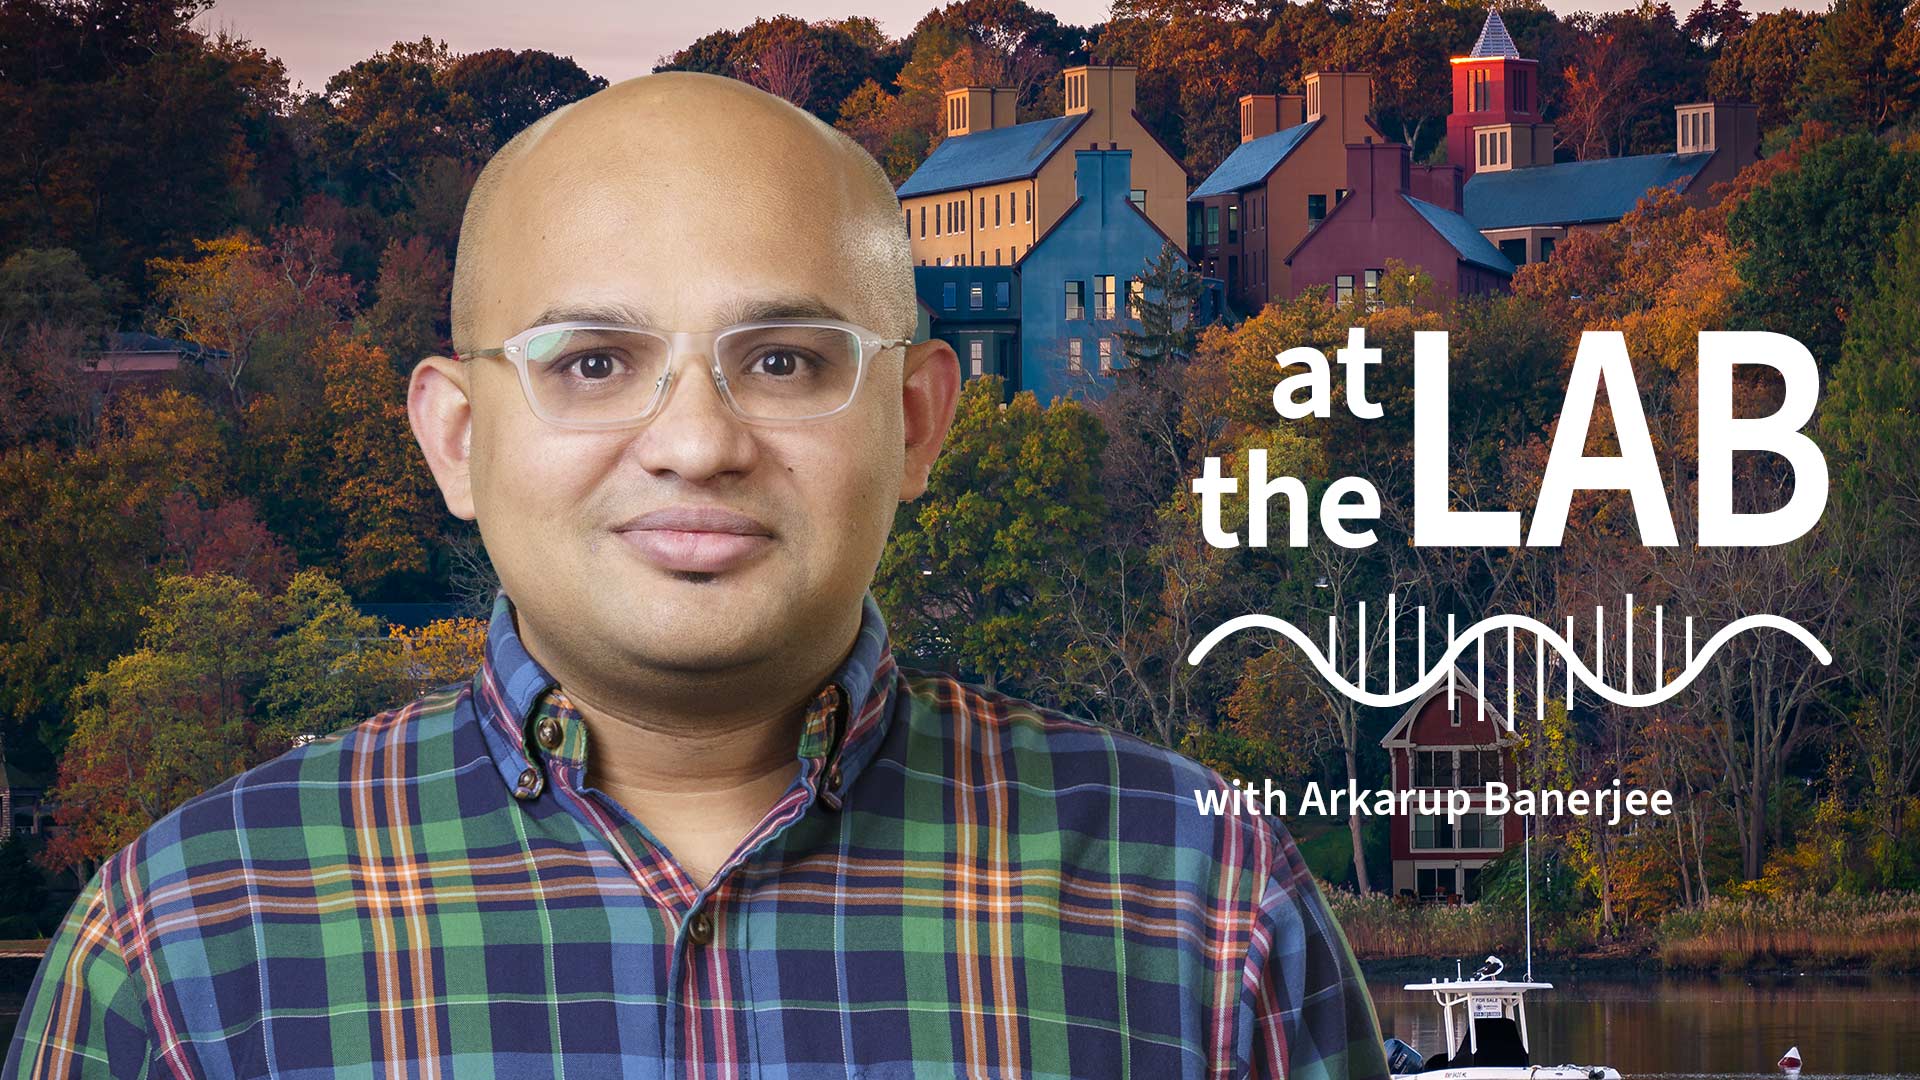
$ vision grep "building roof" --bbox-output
[1469,9,1522,59]
[1462,152,1713,229]
[107,331,223,357]
[1404,194,1516,275]
[1189,120,1320,199]
[895,113,1089,198]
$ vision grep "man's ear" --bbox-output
[898,338,961,502]
[408,356,478,521]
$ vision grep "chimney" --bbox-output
[1410,163,1464,213]
[1676,101,1759,164]
[1240,94,1279,143]
[1074,148,1134,214]
[1345,138,1412,217]
[945,86,1017,137]
[1305,71,1376,146]
[1064,64,1138,118]
[1238,93,1308,142]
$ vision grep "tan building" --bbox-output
[896,65,1187,269]
[1185,71,1385,312]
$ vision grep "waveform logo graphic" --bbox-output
[1187,594,1831,725]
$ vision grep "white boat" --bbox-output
[1383,961,1622,1079]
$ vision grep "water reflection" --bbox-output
[1371,974,1920,1078]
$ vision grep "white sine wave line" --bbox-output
[1186,612,1831,710]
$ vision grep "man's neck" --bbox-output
[512,606,862,889]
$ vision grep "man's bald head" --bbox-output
[449,72,916,356]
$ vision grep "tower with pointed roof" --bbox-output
[1446,9,1553,181]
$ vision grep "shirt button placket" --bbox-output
[686,908,714,947]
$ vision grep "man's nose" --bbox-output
[626,342,758,482]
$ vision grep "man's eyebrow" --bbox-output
[528,301,656,327]
[716,296,853,325]
[525,296,853,330]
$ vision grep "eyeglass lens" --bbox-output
[519,324,864,424]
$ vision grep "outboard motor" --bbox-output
[1384,1037,1424,1074]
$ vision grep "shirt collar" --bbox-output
[470,586,897,808]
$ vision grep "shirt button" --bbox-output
[535,716,564,751]
[686,910,714,946]
[513,765,544,799]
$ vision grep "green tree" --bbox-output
[1796,0,1918,131]
[1728,133,1920,359]
[1822,207,1920,852]
[258,569,413,743]
[876,376,1107,692]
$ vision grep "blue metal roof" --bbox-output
[1403,194,1516,276]
[1462,153,1713,230]
[895,114,1089,198]
[1189,120,1320,199]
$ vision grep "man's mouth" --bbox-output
[611,506,775,575]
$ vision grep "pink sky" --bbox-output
[200,0,1830,97]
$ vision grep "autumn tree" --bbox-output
[148,227,356,409]
[321,334,442,589]
[40,572,278,878]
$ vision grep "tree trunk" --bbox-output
[1346,743,1372,894]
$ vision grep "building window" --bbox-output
[1539,235,1557,262]
[1472,67,1489,112]
[1458,750,1503,787]
[1025,188,1032,222]
[1065,281,1085,320]
[1068,338,1083,373]
[919,206,926,237]
[1188,205,1205,248]
[1364,268,1383,311]
[1127,278,1145,319]
[1098,338,1113,374]
[1499,238,1527,266]
[1227,204,1240,243]
[1129,188,1146,210]
[1702,112,1711,147]
[1334,273,1354,306]
[994,248,1001,265]
[978,196,985,225]
[1307,194,1327,228]
[995,281,1010,308]
[1206,206,1221,246]
[969,339,984,377]
[1094,274,1115,319]
[941,281,957,310]
[969,283,984,311]
[1413,750,1449,787]
[1498,130,1508,164]
[994,193,1001,226]
[1413,813,1456,851]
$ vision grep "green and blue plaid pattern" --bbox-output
[5,588,1389,1078]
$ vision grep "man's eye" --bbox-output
[560,352,626,380]
[748,349,814,378]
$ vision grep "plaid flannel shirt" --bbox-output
[5,587,1389,1079]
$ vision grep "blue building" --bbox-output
[1013,149,1190,406]
[914,266,1021,395]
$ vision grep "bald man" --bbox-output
[5,74,1389,1079]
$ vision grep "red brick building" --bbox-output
[1285,139,1515,306]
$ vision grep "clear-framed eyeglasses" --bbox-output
[453,319,914,430]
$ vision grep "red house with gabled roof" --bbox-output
[1379,674,1522,901]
